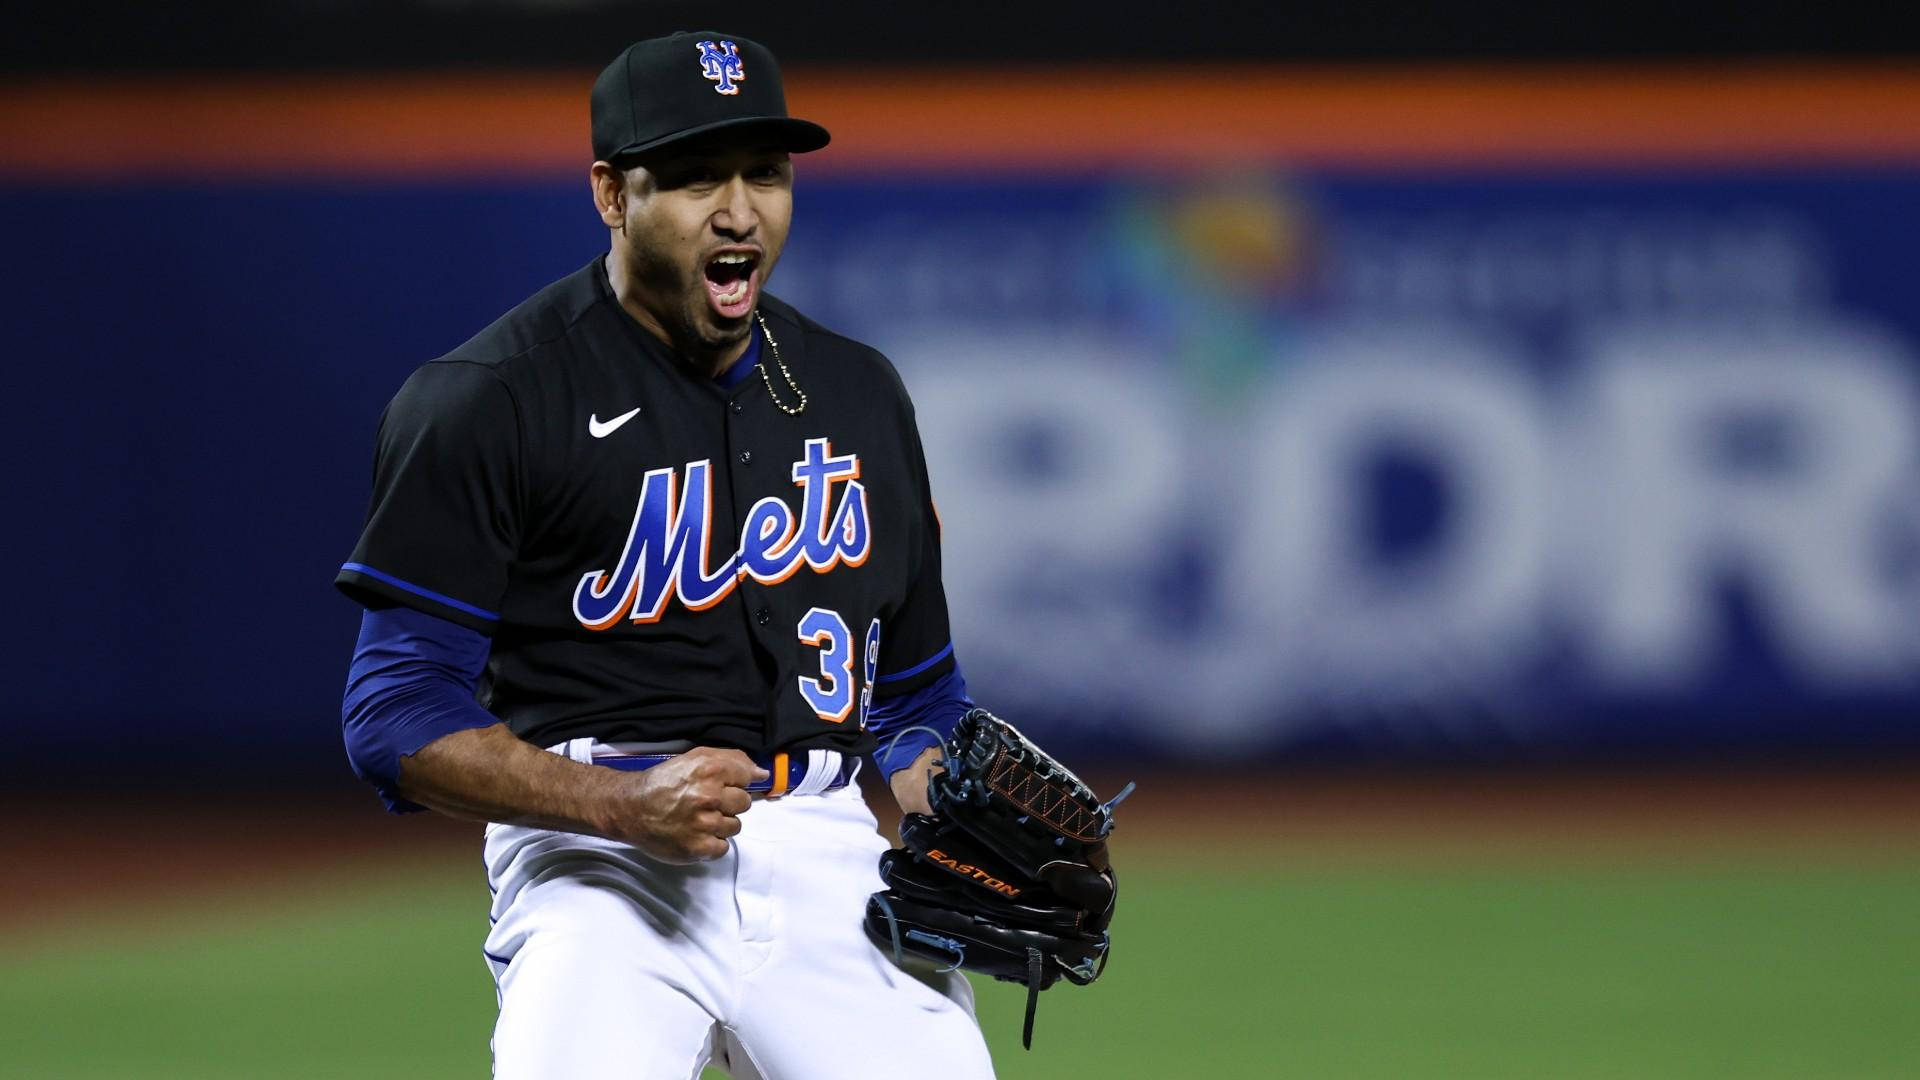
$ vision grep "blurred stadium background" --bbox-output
[4,3,1918,1076]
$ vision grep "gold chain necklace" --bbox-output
[752,310,807,415]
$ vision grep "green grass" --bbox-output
[4,862,1918,1078]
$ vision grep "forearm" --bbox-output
[398,723,767,863]
[396,722,621,838]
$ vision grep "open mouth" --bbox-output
[703,251,760,319]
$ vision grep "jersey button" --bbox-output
[755,608,771,625]
[738,450,753,465]
[730,400,744,414]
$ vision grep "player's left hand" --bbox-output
[887,744,944,817]
[864,708,1127,1050]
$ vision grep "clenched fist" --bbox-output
[601,747,769,862]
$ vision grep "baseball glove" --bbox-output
[864,708,1132,1049]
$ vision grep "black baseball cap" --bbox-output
[591,31,830,164]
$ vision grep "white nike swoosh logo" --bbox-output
[589,407,642,439]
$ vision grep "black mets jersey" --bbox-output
[336,256,955,757]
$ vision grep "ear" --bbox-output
[590,161,626,228]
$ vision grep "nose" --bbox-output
[712,176,758,239]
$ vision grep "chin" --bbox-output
[700,311,752,339]
[684,309,750,354]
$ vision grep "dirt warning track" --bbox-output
[3,763,1916,932]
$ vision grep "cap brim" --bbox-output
[603,115,831,163]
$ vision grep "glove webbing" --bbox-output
[989,754,1108,842]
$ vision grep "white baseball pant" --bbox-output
[482,743,997,1079]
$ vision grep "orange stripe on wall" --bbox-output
[4,65,1919,179]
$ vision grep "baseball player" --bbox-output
[336,31,997,1079]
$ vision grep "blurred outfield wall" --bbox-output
[3,68,1918,777]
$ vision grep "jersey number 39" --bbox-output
[796,608,880,726]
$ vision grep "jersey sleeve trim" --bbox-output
[338,562,502,622]
[875,641,953,684]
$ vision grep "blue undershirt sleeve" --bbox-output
[866,661,974,780]
[341,604,499,814]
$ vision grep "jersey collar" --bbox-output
[713,328,762,390]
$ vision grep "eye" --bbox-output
[658,164,720,190]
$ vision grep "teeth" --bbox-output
[716,279,748,303]
[713,253,750,265]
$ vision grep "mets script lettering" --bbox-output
[573,438,870,629]
[696,40,745,95]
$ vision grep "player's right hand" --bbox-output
[607,747,769,863]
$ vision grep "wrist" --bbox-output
[582,765,653,843]
[888,745,944,816]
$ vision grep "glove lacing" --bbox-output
[1022,947,1043,1051]
[870,891,967,974]
[880,723,959,775]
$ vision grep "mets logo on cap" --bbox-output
[696,40,745,95]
